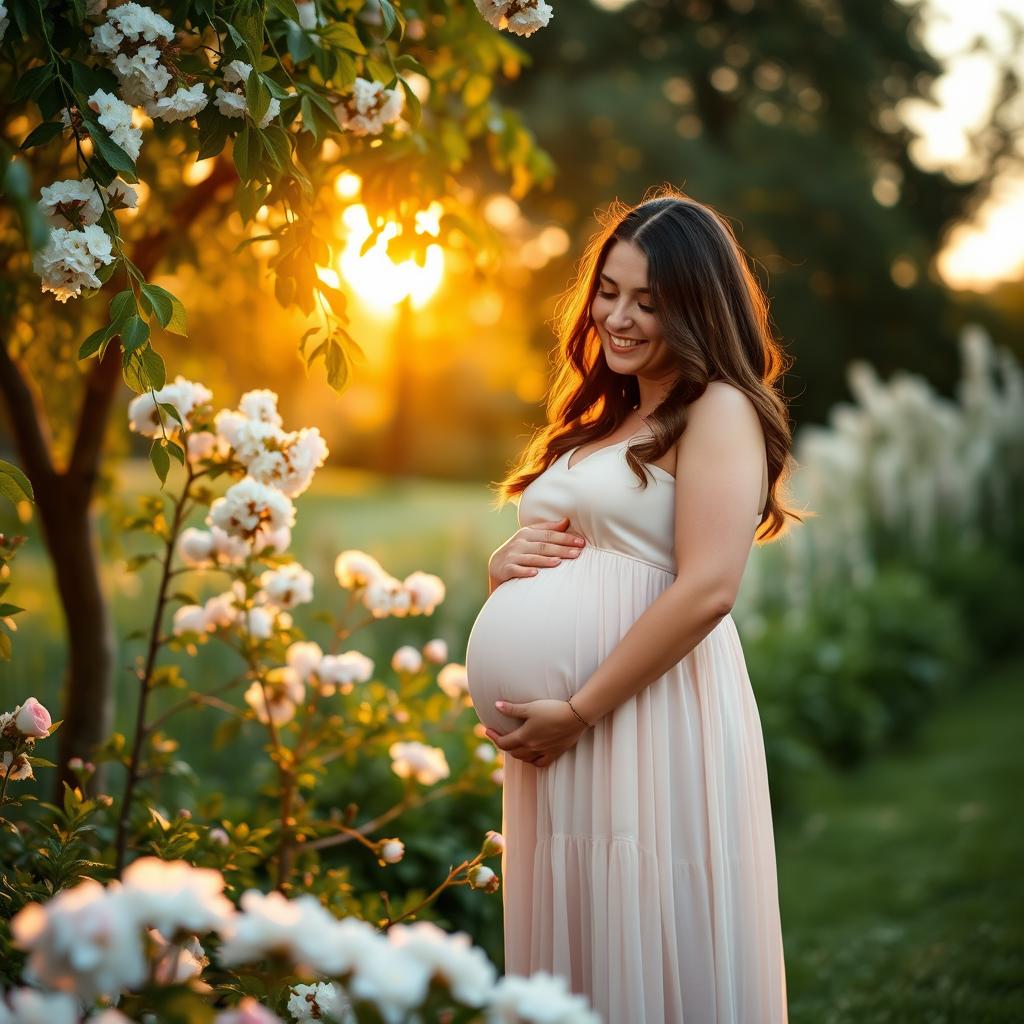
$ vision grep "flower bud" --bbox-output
[15,697,52,738]
[482,829,505,857]
[467,864,500,893]
[378,838,405,864]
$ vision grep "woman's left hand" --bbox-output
[483,699,589,768]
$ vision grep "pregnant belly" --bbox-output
[465,556,607,733]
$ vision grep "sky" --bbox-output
[895,0,1024,290]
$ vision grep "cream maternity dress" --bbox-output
[465,430,788,1023]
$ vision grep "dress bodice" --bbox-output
[517,434,678,575]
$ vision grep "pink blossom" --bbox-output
[15,697,52,738]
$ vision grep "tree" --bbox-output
[0,0,554,784]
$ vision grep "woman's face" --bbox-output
[590,238,676,383]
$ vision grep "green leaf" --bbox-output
[83,118,138,183]
[196,105,232,160]
[149,440,170,485]
[245,70,271,126]
[19,121,64,151]
[399,78,421,130]
[0,460,34,503]
[158,402,183,427]
[324,338,349,391]
[0,604,24,617]
[140,283,173,326]
[320,21,366,54]
[79,324,114,360]
[286,22,314,63]
[120,315,150,357]
[233,123,260,182]
[166,440,185,465]
[12,64,53,103]
[267,0,301,20]
[109,288,137,328]
[262,125,292,172]
[142,346,166,390]
[144,284,187,336]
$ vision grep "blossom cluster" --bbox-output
[334,549,445,619]
[213,60,280,128]
[333,78,404,137]
[90,2,208,120]
[472,0,553,37]
[1,697,53,784]
[5,858,600,1023]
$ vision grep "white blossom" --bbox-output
[245,428,329,499]
[285,641,324,682]
[208,477,296,540]
[10,880,147,1001]
[38,178,104,227]
[113,45,172,104]
[389,740,450,785]
[437,662,469,699]
[172,603,210,636]
[391,645,423,674]
[403,570,446,615]
[316,651,374,695]
[104,177,138,210]
[214,61,280,128]
[422,637,448,664]
[187,430,230,464]
[259,563,314,610]
[334,78,404,137]
[177,527,215,567]
[239,389,283,426]
[334,549,384,589]
[244,667,304,725]
[0,989,79,1024]
[145,82,209,122]
[475,742,497,763]
[345,941,433,1023]
[215,998,283,1024]
[122,858,233,939]
[87,89,142,160]
[362,575,413,618]
[203,590,240,630]
[287,982,351,1023]
[98,2,175,46]
[217,891,348,972]
[127,376,212,437]
[387,920,497,1007]
[485,970,601,1023]
[33,224,115,302]
[473,0,553,37]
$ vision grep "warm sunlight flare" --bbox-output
[336,203,445,312]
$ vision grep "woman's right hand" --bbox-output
[488,515,586,590]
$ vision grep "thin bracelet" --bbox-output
[566,695,592,728]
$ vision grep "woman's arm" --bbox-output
[570,381,766,726]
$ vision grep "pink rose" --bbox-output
[15,697,52,738]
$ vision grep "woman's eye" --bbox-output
[597,289,655,314]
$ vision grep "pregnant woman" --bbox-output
[465,187,796,1023]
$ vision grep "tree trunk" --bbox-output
[34,471,116,788]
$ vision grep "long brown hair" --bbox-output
[494,185,802,542]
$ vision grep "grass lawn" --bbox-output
[778,657,1024,1023]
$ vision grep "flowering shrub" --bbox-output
[0,378,600,1020]
[4,856,599,1023]
[738,325,1024,616]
